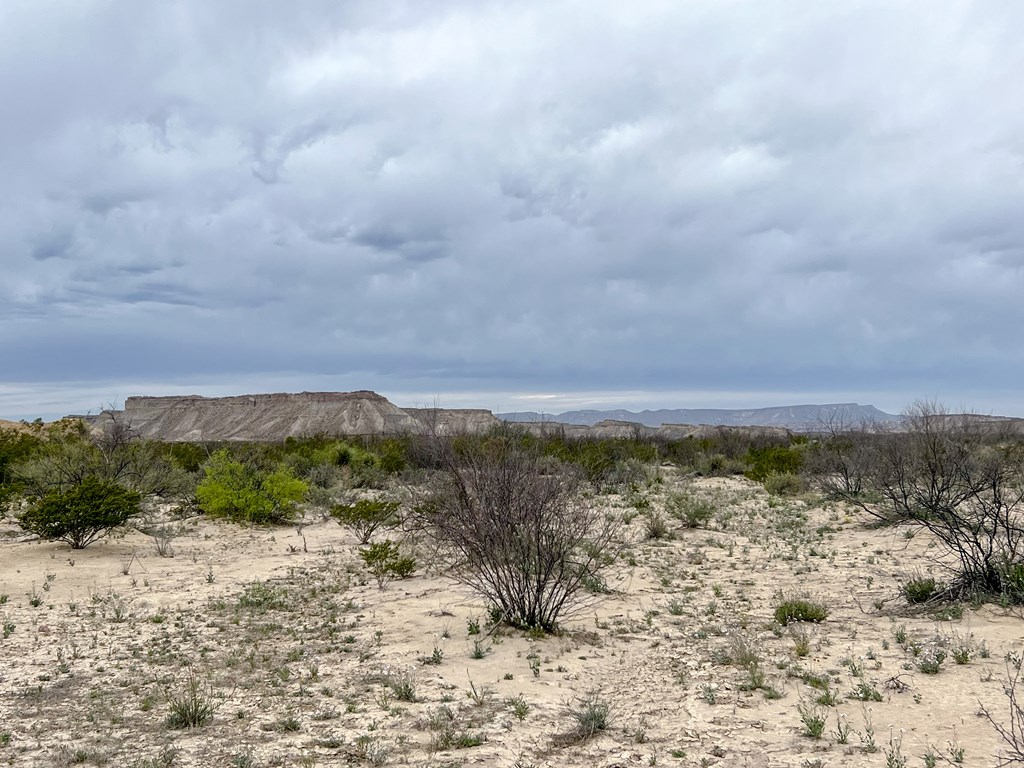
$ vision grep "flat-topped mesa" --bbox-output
[123,391,423,442]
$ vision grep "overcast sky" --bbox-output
[3,1,1023,420]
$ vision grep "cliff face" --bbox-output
[123,391,423,442]
[118,391,797,443]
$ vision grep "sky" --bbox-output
[3,1,1024,421]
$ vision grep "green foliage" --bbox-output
[999,562,1024,604]
[773,597,829,626]
[0,426,44,503]
[196,450,307,524]
[665,490,715,529]
[359,540,417,589]
[901,575,939,604]
[17,476,141,549]
[762,472,808,496]
[744,444,805,482]
[331,498,400,544]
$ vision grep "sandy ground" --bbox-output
[1,475,1022,767]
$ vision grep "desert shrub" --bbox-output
[196,450,307,525]
[900,574,939,604]
[0,425,44,504]
[745,444,805,482]
[643,511,672,540]
[416,433,620,631]
[762,472,807,496]
[697,453,746,477]
[773,597,828,626]
[359,540,417,589]
[821,402,1024,601]
[563,692,612,743]
[331,498,400,544]
[16,476,141,549]
[665,490,715,529]
[13,415,187,499]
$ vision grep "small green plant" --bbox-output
[852,681,883,702]
[359,540,416,589]
[884,730,907,768]
[790,626,812,658]
[166,669,217,729]
[774,597,828,626]
[505,694,530,721]
[900,575,938,604]
[916,650,946,675]
[467,617,481,636]
[470,639,491,659]
[644,511,673,540]
[420,646,444,666]
[797,700,826,738]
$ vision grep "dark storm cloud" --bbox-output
[3,0,1024,418]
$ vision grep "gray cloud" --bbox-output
[3,0,1024,419]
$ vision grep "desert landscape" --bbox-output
[2,398,1023,767]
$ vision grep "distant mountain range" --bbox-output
[497,403,899,431]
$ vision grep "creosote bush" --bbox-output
[773,597,828,626]
[416,429,620,632]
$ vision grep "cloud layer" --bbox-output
[3,1,1023,418]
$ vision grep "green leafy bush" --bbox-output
[359,540,416,589]
[665,490,715,529]
[744,444,805,482]
[196,450,307,525]
[17,476,141,549]
[331,498,400,544]
[773,597,828,626]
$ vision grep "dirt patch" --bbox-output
[0,476,1021,766]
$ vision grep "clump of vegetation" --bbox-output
[331,498,400,544]
[773,597,828,626]
[165,669,217,729]
[359,540,417,589]
[16,476,141,549]
[562,692,612,743]
[665,490,715,529]
[195,449,307,524]
[901,574,940,604]
[762,472,807,496]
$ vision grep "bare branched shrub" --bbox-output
[816,402,1024,600]
[981,664,1024,766]
[415,430,620,632]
